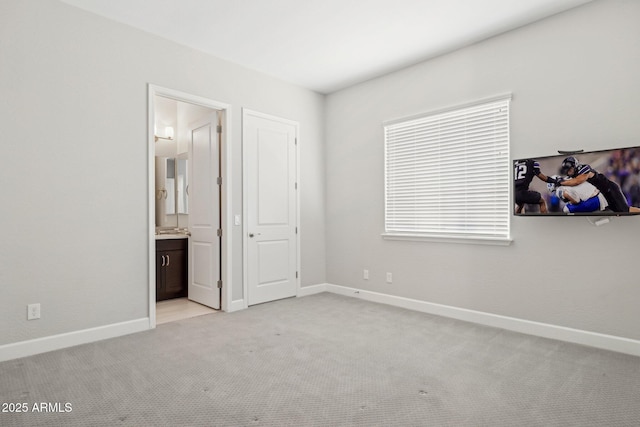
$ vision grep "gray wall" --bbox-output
[324,0,640,340]
[0,0,326,346]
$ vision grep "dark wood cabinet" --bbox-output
[156,238,188,301]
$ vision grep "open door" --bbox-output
[187,112,221,309]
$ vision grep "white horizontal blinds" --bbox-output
[385,98,510,240]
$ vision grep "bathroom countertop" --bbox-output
[155,233,189,240]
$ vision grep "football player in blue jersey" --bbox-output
[558,156,640,213]
[514,159,557,213]
[548,176,609,213]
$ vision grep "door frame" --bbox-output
[148,84,232,327]
[241,108,301,308]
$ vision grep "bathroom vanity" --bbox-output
[155,154,189,301]
[155,235,188,301]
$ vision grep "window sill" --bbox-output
[381,233,513,246]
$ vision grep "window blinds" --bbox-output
[384,97,510,241]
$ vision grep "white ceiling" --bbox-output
[60,0,593,94]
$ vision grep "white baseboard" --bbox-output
[5,286,638,361]
[298,283,328,297]
[227,299,247,313]
[324,284,640,357]
[0,318,150,363]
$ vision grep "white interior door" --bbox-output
[188,112,221,309]
[244,110,298,306]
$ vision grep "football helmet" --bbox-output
[560,156,579,176]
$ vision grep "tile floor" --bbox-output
[156,297,217,325]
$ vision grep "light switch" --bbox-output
[234,214,241,226]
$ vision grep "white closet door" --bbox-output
[244,111,298,306]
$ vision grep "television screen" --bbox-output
[514,146,640,216]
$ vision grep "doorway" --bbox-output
[148,85,231,327]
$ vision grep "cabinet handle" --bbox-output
[166,255,170,266]
[161,255,166,267]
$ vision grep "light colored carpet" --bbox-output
[1,292,639,426]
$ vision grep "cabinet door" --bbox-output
[164,248,187,298]
[156,251,166,301]
[156,239,188,302]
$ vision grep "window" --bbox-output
[383,96,511,244]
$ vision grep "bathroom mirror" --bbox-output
[156,156,188,229]
[176,157,188,216]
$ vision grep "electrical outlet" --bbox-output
[363,269,369,280]
[27,303,41,320]
[386,272,393,283]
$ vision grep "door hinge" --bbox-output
[217,229,222,237]
[296,271,299,279]
[217,280,223,289]
[295,227,298,234]
[295,138,298,145]
[217,176,222,185]
[216,125,222,134]
[295,182,298,190]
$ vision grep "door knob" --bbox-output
[249,233,261,238]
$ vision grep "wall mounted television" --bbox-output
[514,146,640,216]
